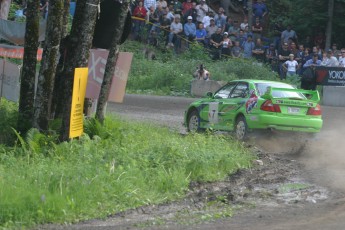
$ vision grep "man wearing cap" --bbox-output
[184,16,197,46]
[283,53,299,78]
[321,49,339,67]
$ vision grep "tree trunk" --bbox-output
[51,0,71,118]
[59,0,99,141]
[247,0,253,32]
[17,0,40,134]
[33,0,64,132]
[325,0,334,50]
[0,0,11,20]
[95,2,129,124]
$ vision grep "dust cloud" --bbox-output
[249,106,345,191]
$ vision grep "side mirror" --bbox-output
[205,92,213,98]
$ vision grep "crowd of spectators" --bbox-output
[131,0,345,81]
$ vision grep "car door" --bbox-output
[216,82,250,131]
[199,82,237,129]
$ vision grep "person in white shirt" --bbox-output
[338,48,345,67]
[321,49,339,67]
[283,54,299,77]
[195,0,212,23]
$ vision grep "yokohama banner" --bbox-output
[0,44,43,60]
[315,66,345,86]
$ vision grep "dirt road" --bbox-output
[50,94,345,230]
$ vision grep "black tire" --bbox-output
[235,115,248,140]
[187,110,202,132]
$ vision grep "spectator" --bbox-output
[195,22,207,46]
[251,17,263,41]
[147,6,159,32]
[281,25,297,44]
[193,64,211,80]
[289,41,299,59]
[283,54,299,78]
[196,0,212,23]
[165,5,175,21]
[210,28,223,60]
[159,11,171,45]
[232,41,243,58]
[167,15,183,48]
[228,20,240,42]
[299,47,312,75]
[240,18,248,31]
[252,38,265,62]
[224,16,233,34]
[182,0,192,15]
[252,0,268,22]
[157,0,167,8]
[339,48,345,67]
[303,53,321,68]
[221,32,232,58]
[236,29,247,45]
[184,16,197,45]
[172,0,182,14]
[133,1,147,41]
[321,49,339,67]
[331,43,341,59]
[202,11,213,29]
[183,2,197,24]
[265,43,278,71]
[278,42,291,79]
[214,7,226,32]
[144,0,156,11]
[40,0,48,19]
[301,54,321,90]
[205,18,218,47]
[311,46,322,60]
[242,34,255,59]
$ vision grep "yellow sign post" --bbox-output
[69,68,88,138]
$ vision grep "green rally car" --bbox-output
[184,80,323,140]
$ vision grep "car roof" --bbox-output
[230,79,292,86]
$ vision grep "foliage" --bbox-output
[266,0,345,47]
[0,115,254,228]
[121,41,279,96]
[0,99,18,145]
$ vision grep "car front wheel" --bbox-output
[235,116,248,140]
[188,110,201,132]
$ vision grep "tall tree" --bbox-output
[325,0,334,50]
[59,0,99,141]
[95,2,130,123]
[247,0,253,32]
[33,0,64,132]
[18,0,40,134]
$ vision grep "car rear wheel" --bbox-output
[188,110,201,132]
[235,116,248,140]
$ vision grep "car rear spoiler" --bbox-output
[262,87,320,103]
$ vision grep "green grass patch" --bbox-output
[278,183,310,193]
[0,104,254,228]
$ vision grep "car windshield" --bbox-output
[255,82,305,99]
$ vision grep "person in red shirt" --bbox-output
[133,1,147,41]
[182,0,193,15]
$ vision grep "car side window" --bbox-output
[230,83,249,98]
[214,83,237,99]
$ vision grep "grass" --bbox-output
[121,40,281,96]
[0,101,255,228]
